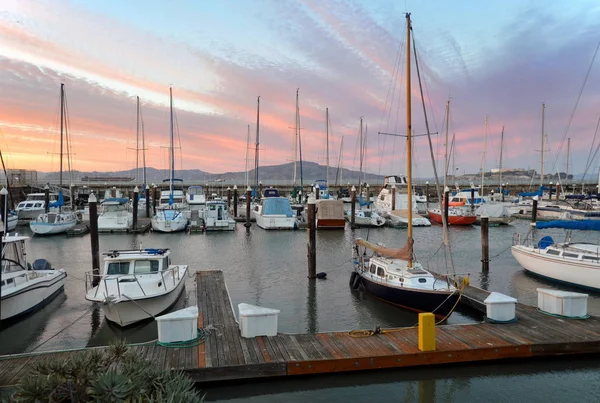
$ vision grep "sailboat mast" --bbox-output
[141,105,147,187]
[59,83,64,190]
[245,124,250,189]
[169,87,174,197]
[566,137,570,187]
[481,116,488,195]
[443,100,449,191]
[406,13,413,267]
[294,89,299,186]
[254,96,260,192]
[136,96,140,185]
[499,126,504,192]
[339,136,344,186]
[359,117,363,194]
[326,107,329,186]
[541,103,545,188]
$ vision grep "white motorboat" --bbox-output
[187,186,207,212]
[15,193,57,220]
[1,234,67,321]
[375,175,431,227]
[85,248,188,327]
[203,200,236,231]
[253,188,297,230]
[345,208,385,227]
[0,212,18,233]
[475,204,515,225]
[98,197,133,232]
[511,219,600,291]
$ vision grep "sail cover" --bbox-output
[48,191,64,208]
[518,186,545,197]
[355,238,413,260]
[536,220,600,231]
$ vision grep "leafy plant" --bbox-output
[6,340,204,402]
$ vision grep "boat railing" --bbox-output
[85,265,184,299]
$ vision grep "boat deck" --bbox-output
[3,270,600,387]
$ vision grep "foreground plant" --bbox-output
[3,339,204,402]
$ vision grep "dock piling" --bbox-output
[145,185,150,218]
[531,198,538,223]
[89,192,100,287]
[470,188,475,212]
[501,183,505,203]
[44,184,50,213]
[244,186,251,228]
[391,187,396,211]
[418,313,436,352]
[425,182,429,209]
[307,197,316,279]
[314,185,319,200]
[350,185,356,229]
[152,185,158,216]
[132,186,139,230]
[548,182,553,201]
[227,187,231,210]
[481,216,489,272]
[443,189,449,225]
[0,188,7,234]
[233,185,238,217]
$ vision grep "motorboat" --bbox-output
[15,193,57,220]
[203,200,236,231]
[1,234,67,321]
[253,188,296,230]
[85,248,188,327]
[98,197,133,232]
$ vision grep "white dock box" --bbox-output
[155,306,199,343]
[238,303,280,338]
[537,288,588,317]
[483,292,517,322]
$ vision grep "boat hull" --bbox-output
[29,219,78,235]
[359,274,459,318]
[99,275,187,327]
[511,245,600,291]
[1,270,66,321]
[316,219,345,229]
[427,211,476,225]
[255,214,296,230]
[98,213,133,232]
[151,211,188,233]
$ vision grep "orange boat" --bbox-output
[427,208,477,225]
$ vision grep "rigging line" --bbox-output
[64,89,73,189]
[550,36,600,175]
[30,305,95,352]
[582,114,600,181]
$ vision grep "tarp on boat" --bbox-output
[262,197,294,217]
[518,186,545,197]
[355,237,413,260]
[536,219,600,231]
[48,191,64,208]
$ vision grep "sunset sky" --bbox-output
[1,0,600,179]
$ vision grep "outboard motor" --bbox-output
[32,259,52,271]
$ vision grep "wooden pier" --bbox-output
[3,270,600,388]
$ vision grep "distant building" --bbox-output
[0,169,38,186]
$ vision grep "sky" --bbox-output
[1,0,600,179]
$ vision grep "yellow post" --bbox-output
[418,312,436,351]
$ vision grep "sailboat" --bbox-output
[511,220,600,291]
[351,14,459,318]
[151,88,189,233]
[30,83,78,235]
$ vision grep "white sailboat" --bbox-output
[151,88,189,233]
[30,83,78,235]
[85,248,187,327]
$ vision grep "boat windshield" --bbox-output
[1,241,26,273]
[107,261,130,275]
[134,260,160,274]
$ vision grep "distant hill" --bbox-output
[38,161,386,185]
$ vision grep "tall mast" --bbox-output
[406,13,413,267]
[136,96,140,185]
[566,137,570,187]
[359,117,363,195]
[541,103,545,188]
[339,136,344,186]
[499,126,504,192]
[254,96,260,192]
[326,107,329,186]
[443,100,449,191]
[245,124,250,188]
[481,116,488,195]
[451,133,456,184]
[141,103,147,187]
[59,83,64,213]
[293,89,299,186]
[169,87,174,197]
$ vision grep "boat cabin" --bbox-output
[103,249,171,276]
[158,190,186,206]
[263,188,280,198]
[101,197,130,212]
[1,236,29,275]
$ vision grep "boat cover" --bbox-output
[262,198,293,216]
[355,238,413,260]
[536,219,600,231]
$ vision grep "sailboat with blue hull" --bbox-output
[151,88,189,233]
[512,219,600,291]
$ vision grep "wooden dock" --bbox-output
[66,221,90,237]
[128,218,152,234]
[4,270,600,388]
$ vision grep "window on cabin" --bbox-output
[134,260,159,274]
[583,255,600,261]
[377,267,385,277]
[162,257,170,270]
[563,252,579,258]
[546,249,560,256]
[369,264,376,274]
[107,262,130,275]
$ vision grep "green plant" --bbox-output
[8,340,204,403]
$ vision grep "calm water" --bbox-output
[2,217,600,401]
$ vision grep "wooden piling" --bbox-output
[152,186,158,216]
[470,188,475,212]
[44,185,50,213]
[481,216,489,272]
[110,187,116,198]
[501,184,505,203]
[259,182,263,197]
[531,198,538,223]
[443,190,449,226]
[350,185,356,229]
[132,186,139,230]
[145,185,150,218]
[314,185,319,200]
[556,184,560,201]
[227,187,231,210]
[425,182,429,209]
[89,192,100,287]
[0,188,7,233]
[391,187,396,211]
[548,183,553,201]
[233,185,238,217]
[307,197,316,279]
[244,186,251,228]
